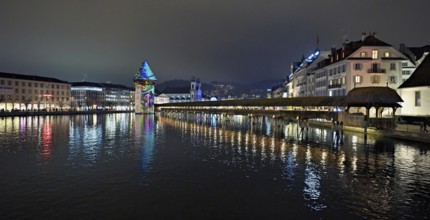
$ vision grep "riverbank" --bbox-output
[309,119,430,144]
[0,110,133,117]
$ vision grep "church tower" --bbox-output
[190,76,202,102]
[133,60,157,114]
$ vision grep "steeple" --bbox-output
[134,60,157,82]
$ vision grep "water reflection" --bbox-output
[135,114,155,173]
[41,118,53,163]
[159,112,430,218]
[0,113,429,219]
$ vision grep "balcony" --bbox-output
[367,68,386,73]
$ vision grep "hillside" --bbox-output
[156,79,283,98]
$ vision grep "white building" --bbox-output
[0,72,71,111]
[289,50,330,97]
[317,34,409,98]
[398,53,430,116]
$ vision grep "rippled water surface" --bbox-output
[0,113,429,219]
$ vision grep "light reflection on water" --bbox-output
[160,112,430,218]
[0,113,429,219]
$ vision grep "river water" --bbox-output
[0,113,429,219]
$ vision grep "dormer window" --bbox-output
[384,52,391,57]
[372,50,379,59]
[360,52,367,57]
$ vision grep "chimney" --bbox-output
[361,32,367,41]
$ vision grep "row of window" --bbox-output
[9,88,70,96]
[329,65,346,76]
[360,50,391,59]
[354,63,397,71]
[353,75,397,84]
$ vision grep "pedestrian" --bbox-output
[424,122,428,133]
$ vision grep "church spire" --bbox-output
[134,60,157,82]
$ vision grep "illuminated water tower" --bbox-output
[133,60,157,114]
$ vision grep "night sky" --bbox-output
[1,0,429,86]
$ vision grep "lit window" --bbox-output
[354,75,362,84]
[384,52,390,57]
[372,50,378,59]
[360,52,367,57]
[415,91,421,106]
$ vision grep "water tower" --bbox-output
[133,60,157,114]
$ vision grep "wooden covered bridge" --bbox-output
[156,87,403,130]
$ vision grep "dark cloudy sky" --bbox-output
[1,0,429,86]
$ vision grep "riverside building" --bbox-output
[0,72,71,111]
[71,82,134,110]
[287,33,414,117]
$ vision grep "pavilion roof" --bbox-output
[345,87,403,108]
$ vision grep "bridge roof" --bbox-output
[157,96,346,107]
[158,87,402,109]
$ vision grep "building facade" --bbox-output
[71,82,134,110]
[0,72,71,111]
[102,83,134,110]
[71,82,105,110]
[284,33,421,117]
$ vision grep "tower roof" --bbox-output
[134,60,157,82]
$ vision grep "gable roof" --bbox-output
[399,55,430,88]
[315,35,393,68]
[408,45,430,62]
[361,35,391,47]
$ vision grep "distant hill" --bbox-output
[156,79,283,98]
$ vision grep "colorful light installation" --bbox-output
[133,60,157,114]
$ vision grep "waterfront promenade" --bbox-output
[309,119,430,144]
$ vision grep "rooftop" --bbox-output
[399,55,430,88]
[0,72,69,84]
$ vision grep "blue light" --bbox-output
[315,51,320,56]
